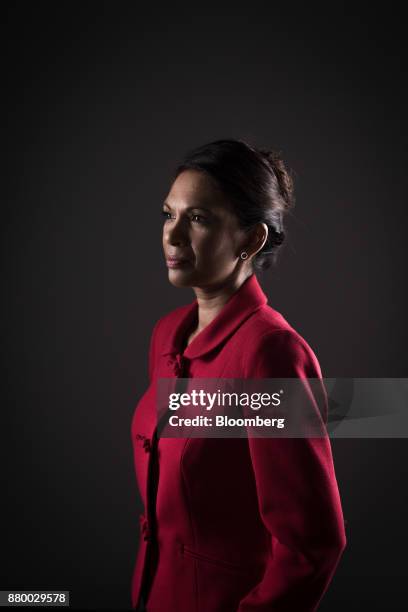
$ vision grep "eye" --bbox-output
[161,210,173,221]
[191,214,206,223]
[161,210,207,224]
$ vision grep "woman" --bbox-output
[131,139,346,611]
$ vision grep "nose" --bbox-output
[164,215,189,247]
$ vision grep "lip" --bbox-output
[166,257,191,268]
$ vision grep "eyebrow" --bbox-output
[163,201,212,212]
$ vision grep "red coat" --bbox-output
[131,274,346,611]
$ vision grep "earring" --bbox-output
[240,251,248,260]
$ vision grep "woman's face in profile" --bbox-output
[162,169,247,288]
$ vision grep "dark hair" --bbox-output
[173,138,295,271]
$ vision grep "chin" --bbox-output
[167,269,196,288]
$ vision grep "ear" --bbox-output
[242,223,268,259]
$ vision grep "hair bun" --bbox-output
[259,149,295,211]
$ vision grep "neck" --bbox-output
[192,269,253,334]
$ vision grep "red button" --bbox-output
[139,514,151,541]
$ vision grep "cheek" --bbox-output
[198,230,236,257]
[192,234,238,272]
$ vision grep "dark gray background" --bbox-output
[3,2,407,610]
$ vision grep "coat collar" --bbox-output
[160,274,268,360]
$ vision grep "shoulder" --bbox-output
[240,305,322,378]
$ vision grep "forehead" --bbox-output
[165,169,232,212]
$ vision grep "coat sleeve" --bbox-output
[238,330,347,612]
